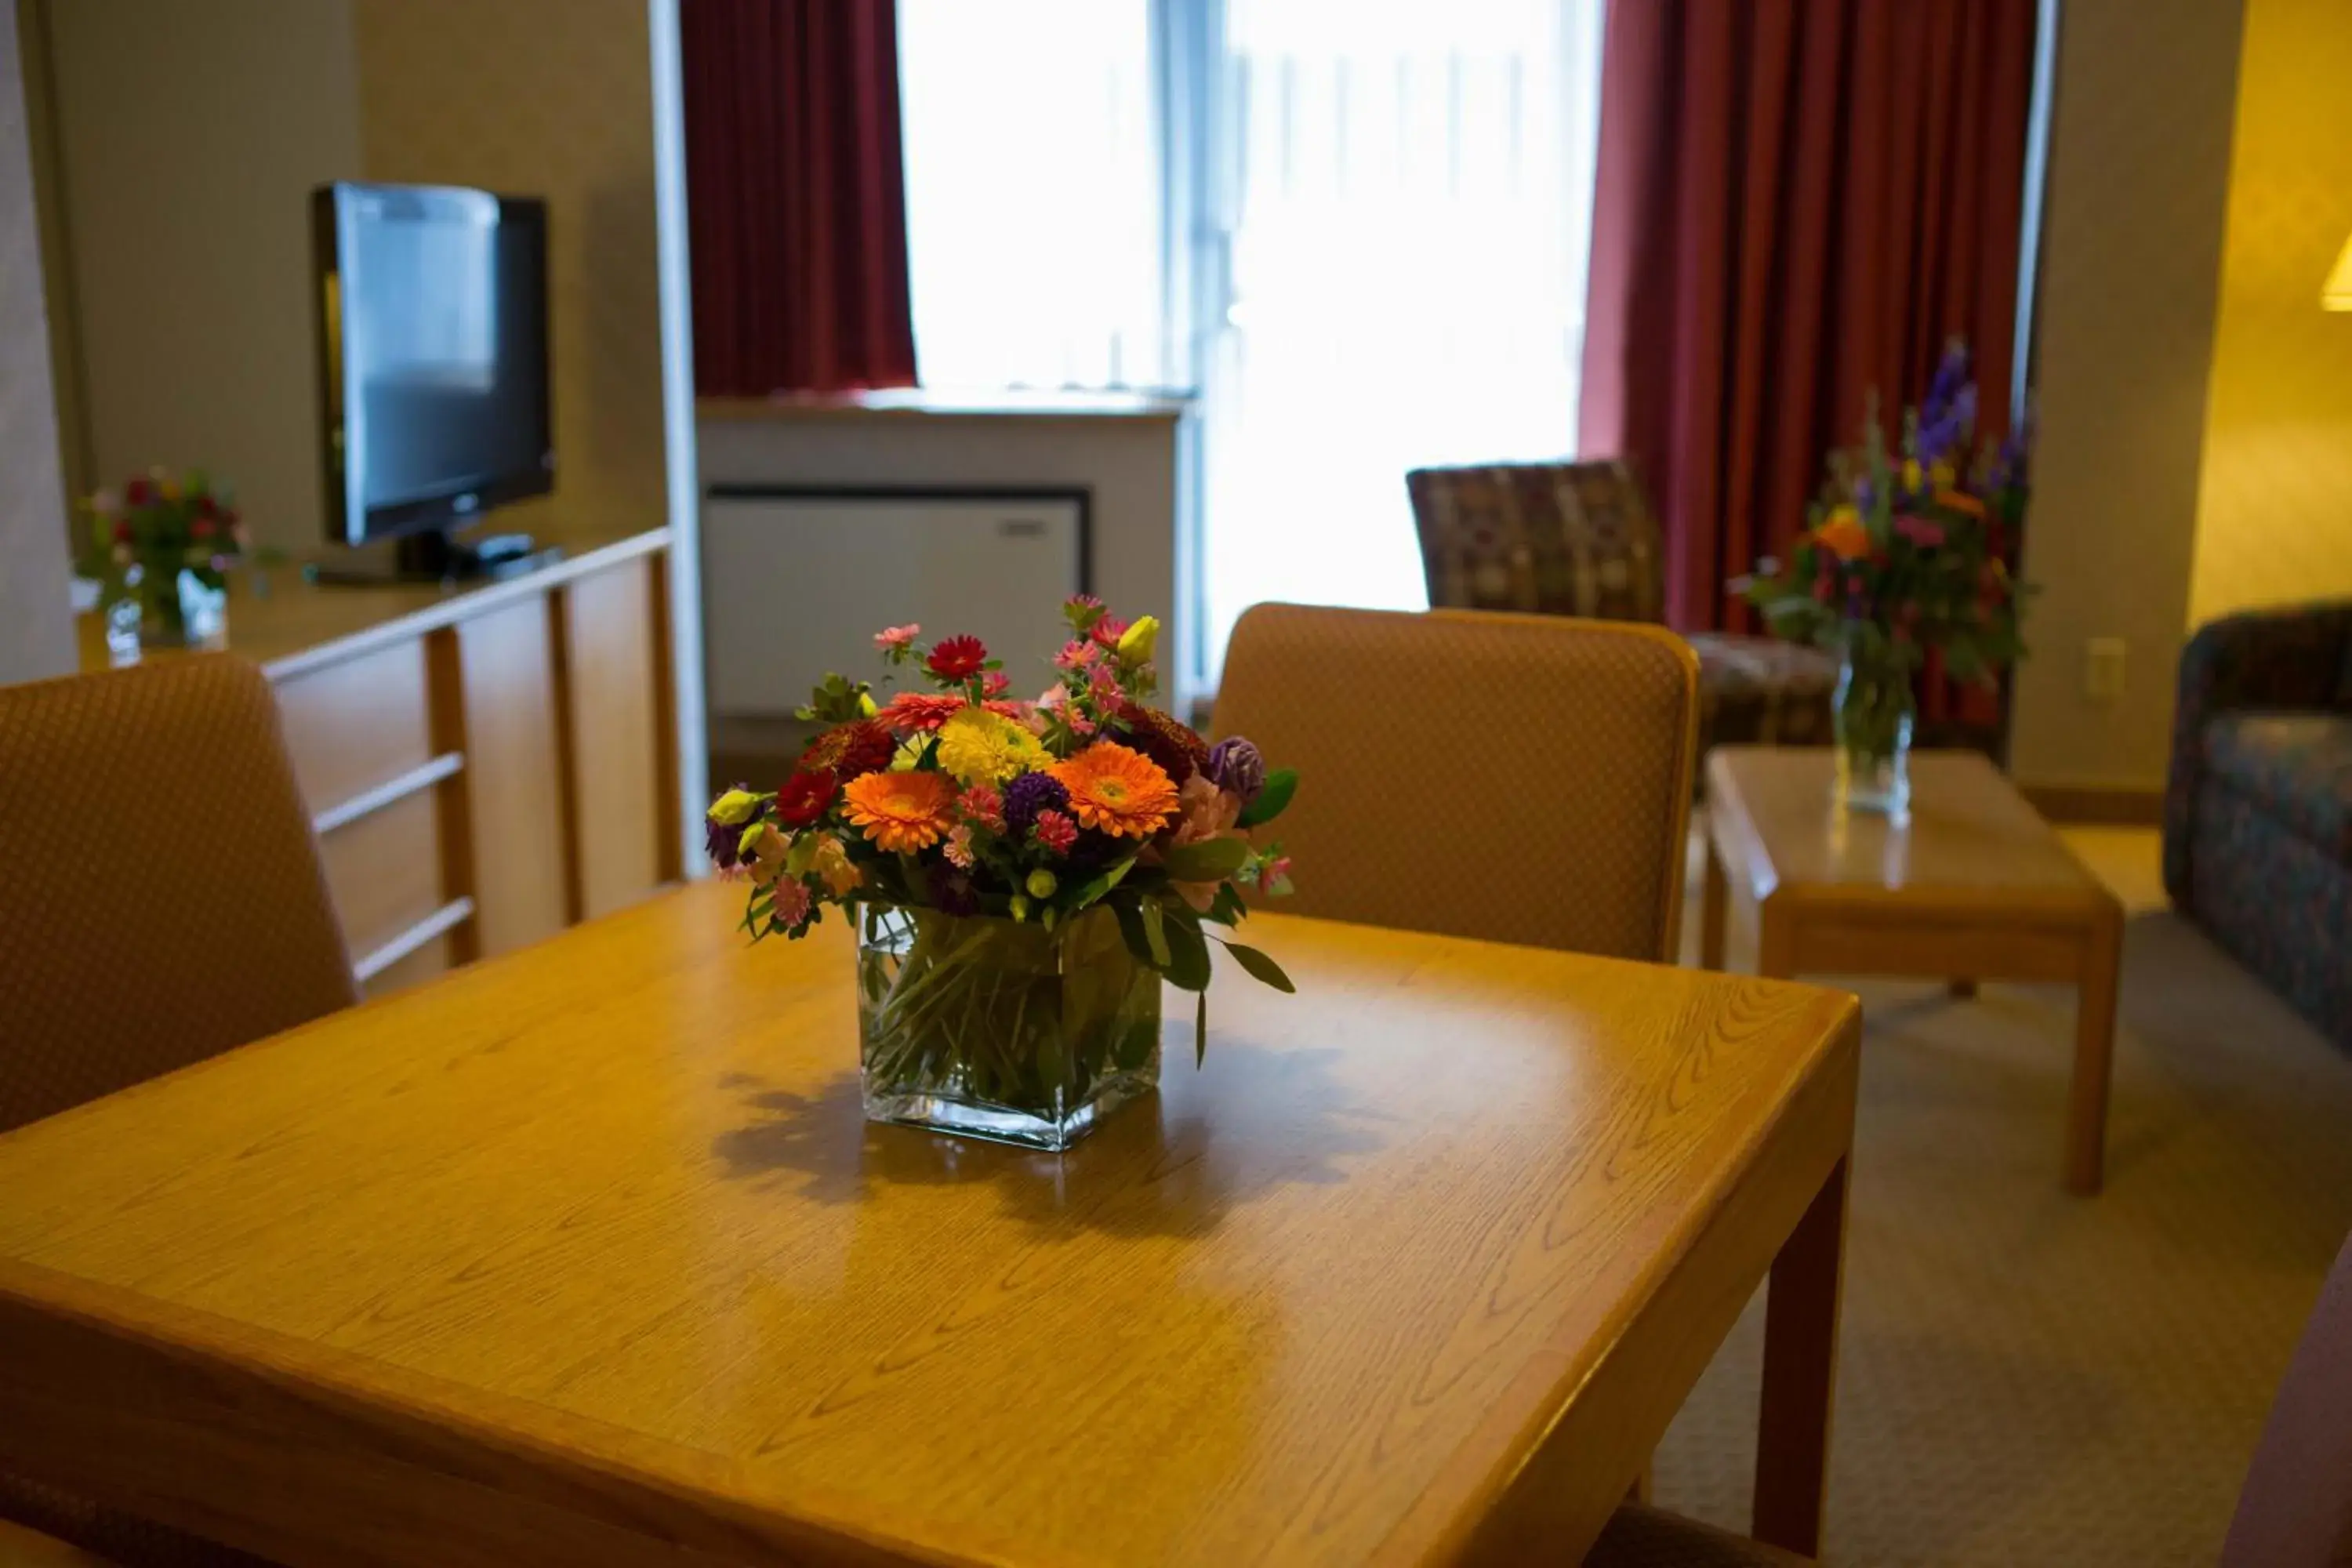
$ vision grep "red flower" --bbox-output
[880,691,967,735]
[1088,615,1131,650]
[111,521,131,543]
[124,477,154,506]
[773,770,838,828]
[926,634,988,681]
[798,719,896,781]
[191,518,218,540]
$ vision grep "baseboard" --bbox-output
[2017,782,2165,826]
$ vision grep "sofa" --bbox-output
[2164,601,2352,1048]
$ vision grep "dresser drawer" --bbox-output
[319,789,445,963]
[274,641,434,817]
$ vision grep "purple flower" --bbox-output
[1923,342,1971,420]
[1003,771,1070,836]
[703,785,767,869]
[927,863,981,916]
[1207,736,1266,801]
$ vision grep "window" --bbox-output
[897,2,1607,687]
[898,0,1167,390]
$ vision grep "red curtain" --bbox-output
[1579,0,2036,654]
[681,0,917,396]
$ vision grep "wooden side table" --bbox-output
[1702,746,2126,1195]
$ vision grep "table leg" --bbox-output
[1751,1155,1849,1556]
[1755,899,1797,982]
[2066,906,2124,1196]
[1700,834,1729,971]
[1947,978,1979,1000]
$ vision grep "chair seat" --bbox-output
[1584,1502,1813,1567]
[1690,631,1838,749]
[2203,710,2352,858]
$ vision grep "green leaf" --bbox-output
[1203,883,1247,928]
[1114,1016,1157,1071]
[1138,899,1173,968]
[1159,909,1213,991]
[1195,990,1209,1068]
[1218,941,1295,993]
[1066,855,1137,913]
[1236,768,1298,829]
[1160,836,1250,882]
[1111,897,1156,967]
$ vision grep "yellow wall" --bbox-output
[2009,0,2245,791]
[353,0,668,546]
[2188,0,2352,628]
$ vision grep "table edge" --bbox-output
[0,1256,993,1568]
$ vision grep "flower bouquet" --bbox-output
[1739,342,2031,817]
[76,468,248,654]
[706,597,1298,1150]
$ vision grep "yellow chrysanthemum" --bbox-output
[1049,741,1179,839]
[935,707,1046,786]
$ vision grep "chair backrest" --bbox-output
[1406,459,1668,625]
[1210,604,1698,963]
[2221,1229,2352,1567]
[0,655,356,1134]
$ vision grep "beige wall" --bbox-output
[353,0,667,546]
[2009,0,2245,792]
[0,0,70,684]
[2187,0,2352,627]
[38,0,361,557]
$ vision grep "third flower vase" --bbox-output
[1832,648,1915,820]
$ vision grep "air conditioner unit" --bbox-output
[701,487,1089,717]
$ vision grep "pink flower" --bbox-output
[957,783,1006,832]
[873,622,920,651]
[944,824,976,869]
[1033,809,1079,854]
[1087,661,1124,706]
[1170,773,1242,847]
[981,670,1011,699]
[1054,639,1100,673]
[1893,514,1945,549]
[1253,855,1293,896]
[1167,776,1244,910]
[1089,615,1131,650]
[769,877,812,928]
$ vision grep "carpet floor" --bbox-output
[1653,826,2352,1565]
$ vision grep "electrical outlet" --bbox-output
[2084,638,2127,702]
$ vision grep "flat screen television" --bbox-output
[311,181,554,581]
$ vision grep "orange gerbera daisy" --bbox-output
[1049,741,1179,840]
[840,770,956,852]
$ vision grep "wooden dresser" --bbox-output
[78,528,682,997]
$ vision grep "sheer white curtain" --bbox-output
[897,0,1167,390]
[1198,0,1606,680]
[895,1,1606,684]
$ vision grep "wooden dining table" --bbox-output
[0,883,1860,1567]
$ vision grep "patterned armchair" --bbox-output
[1407,459,1838,759]
[2163,601,2352,1050]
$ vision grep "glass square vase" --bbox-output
[855,904,1161,1151]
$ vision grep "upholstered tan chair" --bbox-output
[1211,603,1697,962]
[0,655,356,1133]
[1214,606,1813,1563]
[0,655,354,1566]
[2220,1228,2352,1567]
